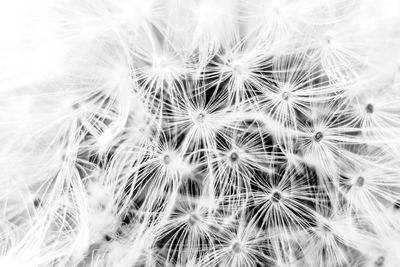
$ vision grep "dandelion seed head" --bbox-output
[4,1,400,266]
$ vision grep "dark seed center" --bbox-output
[232,242,241,253]
[366,103,374,114]
[33,198,41,208]
[314,131,323,142]
[282,91,290,101]
[230,152,238,162]
[356,176,364,187]
[375,256,385,266]
[163,155,171,165]
[324,34,332,44]
[188,214,199,225]
[321,223,331,233]
[271,192,281,202]
[196,112,206,123]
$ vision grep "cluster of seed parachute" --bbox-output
[2,0,400,266]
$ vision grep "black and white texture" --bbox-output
[1,0,400,266]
